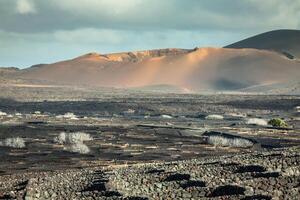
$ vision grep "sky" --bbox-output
[0,0,299,68]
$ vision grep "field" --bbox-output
[0,91,299,199]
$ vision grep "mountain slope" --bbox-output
[17,47,300,93]
[225,29,300,59]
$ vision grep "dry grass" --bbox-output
[207,135,253,148]
[54,132,92,154]
[246,118,268,126]
[160,114,173,119]
[56,112,78,120]
[54,132,92,145]
[64,143,90,154]
[205,114,224,120]
[0,137,26,148]
[0,111,7,116]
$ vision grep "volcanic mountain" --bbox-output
[4,30,300,93]
[226,29,300,59]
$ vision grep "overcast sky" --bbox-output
[0,0,299,68]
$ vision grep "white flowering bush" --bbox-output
[0,137,26,148]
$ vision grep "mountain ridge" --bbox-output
[225,29,300,59]
[1,29,300,94]
[15,47,299,93]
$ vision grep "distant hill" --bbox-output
[0,67,19,76]
[1,30,300,94]
[0,67,19,72]
[225,29,300,59]
[131,84,191,93]
[29,64,49,69]
[13,47,299,94]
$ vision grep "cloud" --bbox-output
[0,0,299,67]
[0,0,298,33]
[55,0,139,15]
[16,0,36,14]
[53,28,123,44]
[0,27,246,68]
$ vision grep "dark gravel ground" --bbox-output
[0,147,299,199]
[0,94,299,199]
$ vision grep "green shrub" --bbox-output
[268,118,288,128]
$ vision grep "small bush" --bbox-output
[268,118,288,128]
[205,114,224,120]
[54,132,67,144]
[0,111,7,116]
[54,132,92,154]
[54,132,92,145]
[207,135,253,148]
[67,132,93,144]
[64,143,90,154]
[246,118,268,126]
[0,137,25,148]
[160,114,173,119]
[56,112,78,120]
